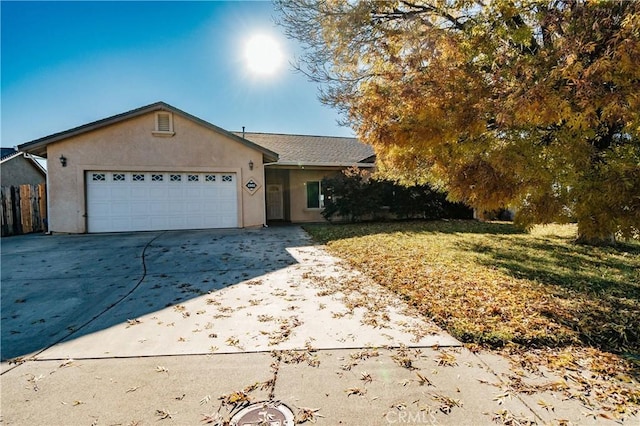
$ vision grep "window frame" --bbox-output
[305,181,324,209]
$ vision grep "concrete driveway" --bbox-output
[1,227,600,425]
[1,226,457,363]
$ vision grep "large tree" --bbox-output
[275,0,640,243]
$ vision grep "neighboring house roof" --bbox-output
[0,149,47,177]
[17,102,279,162]
[1,148,18,159]
[237,132,375,167]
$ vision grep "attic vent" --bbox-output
[153,112,175,137]
[157,113,170,131]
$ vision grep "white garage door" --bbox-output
[86,171,238,232]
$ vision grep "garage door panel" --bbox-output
[87,171,238,232]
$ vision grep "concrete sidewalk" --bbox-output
[0,227,617,424]
[0,347,604,425]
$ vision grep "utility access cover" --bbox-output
[230,401,294,426]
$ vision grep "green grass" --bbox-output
[304,220,640,354]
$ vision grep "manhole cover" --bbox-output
[230,401,294,426]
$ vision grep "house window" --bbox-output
[132,174,145,182]
[153,112,175,136]
[170,174,181,182]
[152,174,164,182]
[205,174,216,182]
[113,173,125,182]
[306,181,323,209]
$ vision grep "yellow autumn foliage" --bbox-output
[276,0,640,243]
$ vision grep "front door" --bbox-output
[266,184,284,220]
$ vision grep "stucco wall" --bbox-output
[288,169,340,223]
[1,156,46,187]
[46,112,266,233]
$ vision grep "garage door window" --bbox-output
[132,174,145,182]
[188,174,199,182]
[205,174,216,182]
[222,175,233,182]
[113,173,125,181]
[92,173,106,181]
[170,174,181,182]
[152,174,164,182]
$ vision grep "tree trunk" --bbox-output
[575,232,616,246]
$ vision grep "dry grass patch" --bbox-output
[305,220,640,415]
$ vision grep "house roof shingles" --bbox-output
[1,148,18,160]
[15,101,375,167]
[237,132,375,167]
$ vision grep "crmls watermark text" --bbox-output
[385,410,437,424]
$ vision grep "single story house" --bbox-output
[17,101,374,233]
[1,148,47,188]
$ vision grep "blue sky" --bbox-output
[1,1,354,149]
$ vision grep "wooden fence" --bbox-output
[1,184,47,236]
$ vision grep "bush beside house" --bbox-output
[321,167,473,223]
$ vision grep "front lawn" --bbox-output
[304,220,640,414]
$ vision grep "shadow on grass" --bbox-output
[304,219,524,243]
[460,233,640,357]
[306,220,640,360]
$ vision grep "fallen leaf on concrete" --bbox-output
[415,372,433,386]
[58,359,74,368]
[492,409,535,425]
[537,399,554,412]
[436,351,458,367]
[200,412,223,424]
[346,387,367,397]
[360,371,373,384]
[219,390,251,406]
[294,407,324,424]
[156,409,174,420]
[155,366,169,374]
[200,395,211,405]
[431,393,462,414]
[126,319,142,328]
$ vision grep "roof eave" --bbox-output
[265,161,376,169]
[17,101,280,161]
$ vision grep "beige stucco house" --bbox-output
[17,102,374,233]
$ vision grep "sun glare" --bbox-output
[244,34,284,76]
